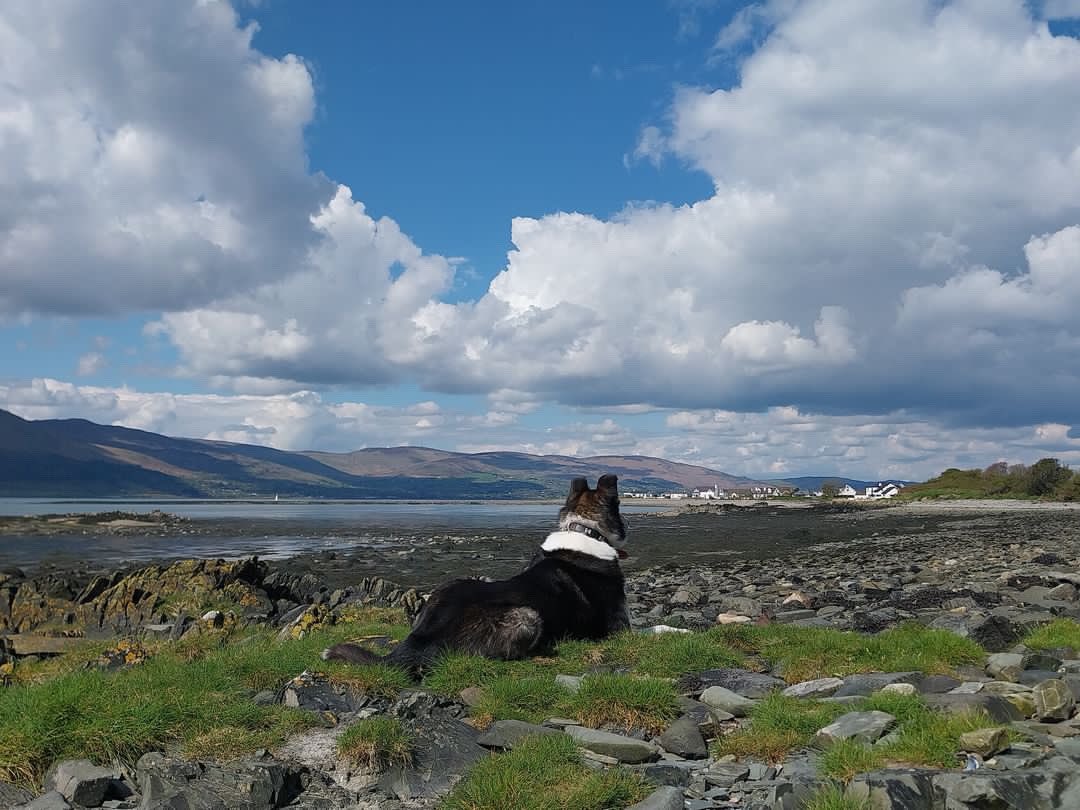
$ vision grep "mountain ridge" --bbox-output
[0,409,767,498]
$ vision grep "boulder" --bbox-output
[684,668,783,698]
[846,769,940,810]
[959,727,1011,758]
[833,672,921,698]
[44,759,118,807]
[1034,679,1076,722]
[137,752,300,810]
[0,782,35,807]
[378,715,486,800]
[924,693,1025,724]
[698,685,756,717]
[658,715,708,759]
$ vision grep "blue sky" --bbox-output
[4,0,1080,480]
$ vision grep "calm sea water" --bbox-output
[0,498,661,571]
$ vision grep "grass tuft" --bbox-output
[439,733,648,810]
[708,622,984,683]
[802,784,871,810]
[819,739,885,782]
[337,715,413,769]
[712,694,846,762]
[565,674,679,734]
[472,676,571,726]
[1023,618,1080,653]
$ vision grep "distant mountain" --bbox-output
[0,409,767,499]
[769,476,917,493]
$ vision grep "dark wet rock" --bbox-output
[846,769,940,810]
[44,759,119,807]
[633,761,699,788]
[929,611,1020,652]
[378,715,486,799]
[626,785,684,810]
[136,752,306,809]
[917,674,962,694]
[681,668,784,698]
[282,672,365,716]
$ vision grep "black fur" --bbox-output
[323,475,629,678]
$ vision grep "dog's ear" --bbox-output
[596,474,618,494]
[566,477,589,504]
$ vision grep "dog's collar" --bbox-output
[567,521,604,541]
[541,531,618,561]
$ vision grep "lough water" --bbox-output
[0,498,661,572]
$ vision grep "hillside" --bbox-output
[0,409,764,498]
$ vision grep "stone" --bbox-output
[684,668,784,698]
[917,674,962,694]
[626,786,684,810]
[555,674,583,693]
[44,759,118,807]
[814,711,896,747]
[832,672,921,698]
[702,762,750,786]
[1025,652,1065,672]
[379,715,487,799]
[0,782,35,808]
[476,719,559,750]
[782,677,844,699]
[960,727,1011,757]
[1005,692,1038,717]
[633,761,699,788]
[698,685,756,717]
[929,612,1019,652]
[15,793,72,810]
[879,682,917,697]
[137,752,299,810]
[1034,679,1076,722]
[677,696,733,734]
[846,770,939,810]
[658,714,708,759]
[564,726,662,764]
[714,612,752,625]
[459,686,484,707]
[988,652,1026,681]
[924,693,1025,724]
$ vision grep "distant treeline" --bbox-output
[906,458,1080,501]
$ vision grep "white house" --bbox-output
[864,482,903,499]
[838,484,858,498]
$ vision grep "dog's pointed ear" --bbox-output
[596,474,618,494]
[566,477,589,503]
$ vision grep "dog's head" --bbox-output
[558,474,628,558]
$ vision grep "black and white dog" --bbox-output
[323,474,629,677]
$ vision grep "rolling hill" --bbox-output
[0,408,766,499]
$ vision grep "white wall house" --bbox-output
[838,484,858,497]
[864,482,903,499]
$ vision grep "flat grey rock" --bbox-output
[815,710,896,746]
[16,793,72,810]
[44,759,117,807]
[833,672,921,698]
[782,676,844,699]
[476,719,559,750]
[698,685,756,717]
[564,726,661,764]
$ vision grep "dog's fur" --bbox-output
[322,474,629,677]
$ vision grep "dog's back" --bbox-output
[324,475,629,677]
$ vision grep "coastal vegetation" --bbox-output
[0,606,1018,803]
[903,457,1079,500]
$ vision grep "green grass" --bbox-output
[439,733,649,810]
[0,610,414,789]
[819,739,885,781]
[561,630,743,678]
[802,784,871,810]
[472,676,572,726]
[709,622,984,684]
[712,694,847,761]
[337,715,413,769]
[1023,618,1080,652]
[564,674,679,734]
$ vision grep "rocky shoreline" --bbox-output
[5,504,1080,808]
